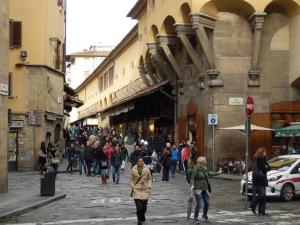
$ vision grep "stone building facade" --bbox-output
[75,0,300,170]
[0,0,9,193]
[8,0,65,171]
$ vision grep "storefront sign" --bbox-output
[229,97,244,106]
[10,120,24,128]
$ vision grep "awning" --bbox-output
[275,124,300,137]
[101,80,170,114]
[219,124,274,133]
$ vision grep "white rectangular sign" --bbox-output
[208,114,218,125]
[229,97,244,106]
[0,83,8,96]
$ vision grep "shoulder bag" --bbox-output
[131,171,145,197]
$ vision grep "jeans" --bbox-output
[250,186,266,214]
[92,159,100,175]
[183,160,188,176]
[112,164,121,183]
[194,190,210,220]
[85,159,92,176]
[171,160,177,175]
[79,158,86,175]
[108,160,112,177]
[134,199,148,222]
[51,163,59,177]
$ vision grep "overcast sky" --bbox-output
[66,0,138,54]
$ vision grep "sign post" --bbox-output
[208,114,218,171]
[245,97,254,209]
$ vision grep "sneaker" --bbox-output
[194,219,200,224]
[202,214,210,222]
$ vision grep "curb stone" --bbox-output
[0,192,66,220]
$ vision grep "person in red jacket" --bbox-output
[181,145,190,176]
[103,142,114,180]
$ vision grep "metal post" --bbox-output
[212,124,215,171]
[245,115,251,208]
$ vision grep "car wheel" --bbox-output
[280,183,295,202]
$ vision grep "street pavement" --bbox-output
[1,164,300,225]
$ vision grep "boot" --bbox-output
[101,176,105,184]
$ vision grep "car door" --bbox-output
[289,161,300,194]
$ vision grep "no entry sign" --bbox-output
[246,97,254,116]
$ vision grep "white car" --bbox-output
[241,155,300,202]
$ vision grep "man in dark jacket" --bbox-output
[84,141,93,176]
[112,145,123,184]
[130,145,143,168]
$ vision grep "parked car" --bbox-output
[241,155,300,202]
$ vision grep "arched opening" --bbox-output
[162,16,176,34]
[151,25,159,41]
[180,2,191,23]
[109,94,113,106]
[200,0,255,18]
[145,50,151,64]
[54,123,61,144]
[104,97,107,108]
[139,55,144,66]
[264,0,300,16]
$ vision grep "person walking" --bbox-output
[38,142,47,172]
[130,157,152,225]
[182,144,190,176]
[190,156,220,224]
[160,145,171,182]
[130,145,143,168]
[250,147,271,216]
[78,143,86,175]
[103,142,114,180]
[100,146,109,184]
[84,141,93,176]
[66,143,75,173]
[112,145,123,184]
[170,144,179,177]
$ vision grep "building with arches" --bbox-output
[76,0,300,167]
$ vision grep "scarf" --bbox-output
[137,165,144,176]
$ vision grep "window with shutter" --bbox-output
[55,40,61,70]
[9,21,22,48]
[109,66,114,86]
[104,72,108,89]
[99,77,104,92]
[8,73,12,97]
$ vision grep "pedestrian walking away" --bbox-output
[112,145,123,184]
[250,147,271,216]
[38,142,47,173]
[66,143,75,173]
[78,143,86,175]
[84,141,93,176]
[171,144,179,177]
[190,156,220,224]
[100,146,109,184]
[130,157,152,225]
[160,144,171,182]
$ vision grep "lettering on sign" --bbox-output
[229,97,244,106]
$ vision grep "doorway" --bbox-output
[8,132,18,171]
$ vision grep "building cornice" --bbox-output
[15,63,65,77]
[127,0,147,19]
[75,24,138,93]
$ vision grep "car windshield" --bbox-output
[268,157,298,171]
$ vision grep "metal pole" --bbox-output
[212,124,215,171]
[245,115,251,209]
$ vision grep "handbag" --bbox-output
[51,158,60,164]
[252,160,264,180]
[203,172,212,193]
[101,161,108,167]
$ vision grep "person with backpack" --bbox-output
[250,147,271,216]
[111,145,123,184]
[84,141,93,176]
[190,156,220,224]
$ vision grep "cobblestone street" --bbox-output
[2,166,300,225]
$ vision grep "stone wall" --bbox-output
[0,0,8,193]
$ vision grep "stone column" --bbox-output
[157,35,184,80]
[148,42,170,80]
[0,0,8,193]
[175,23,203,72]
[144,63,158,85]
[138,66,152,87]
[191,13,223,87]
[248,13,266,87]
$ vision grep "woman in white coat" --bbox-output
[130,157,152,225]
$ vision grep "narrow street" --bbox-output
[2,166,300,225]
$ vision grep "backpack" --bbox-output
[186,165,197,184]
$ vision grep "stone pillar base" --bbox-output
[207,69,223,87]
[248,70,260,87]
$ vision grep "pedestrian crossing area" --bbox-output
[6,210,300,225]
